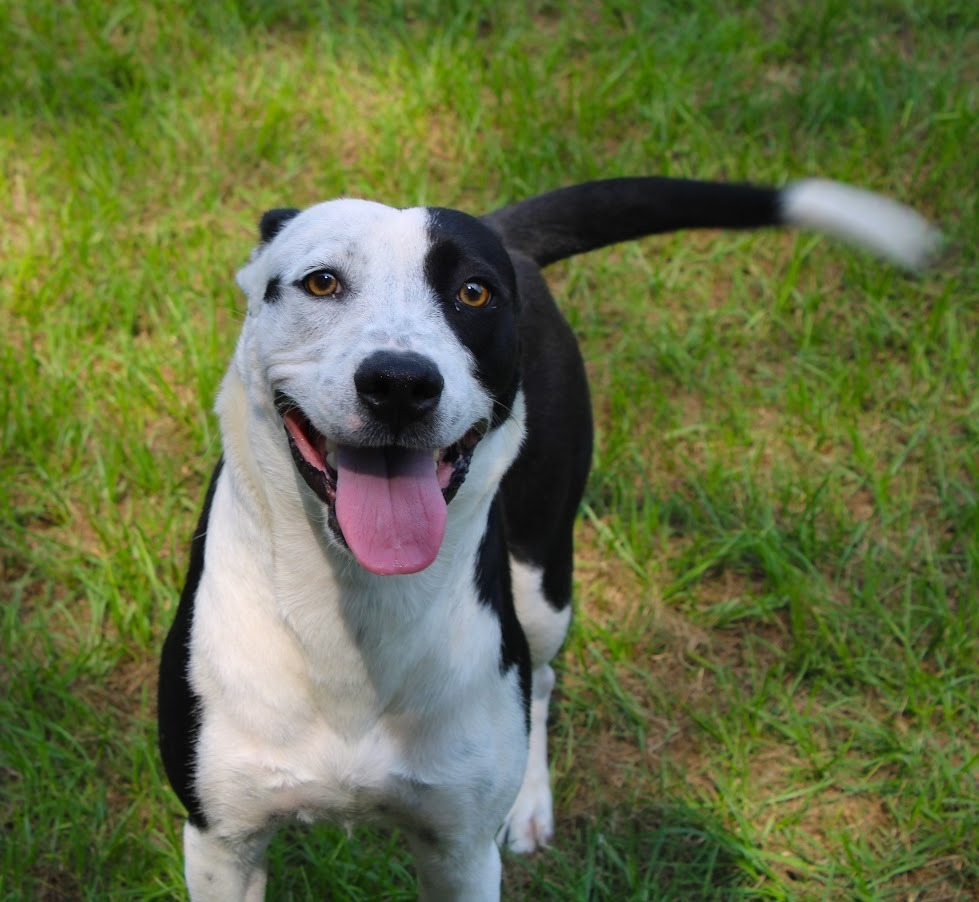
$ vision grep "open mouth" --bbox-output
[274,392,486,575]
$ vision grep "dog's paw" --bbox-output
[498,769,554,854]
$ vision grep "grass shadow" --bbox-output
[505,803,758,900]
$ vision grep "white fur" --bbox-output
[781,179,942,270]
[510,557,573,668]
[184,821,269,902]
[500,664,557,853]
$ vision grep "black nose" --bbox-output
[354,351,444,430]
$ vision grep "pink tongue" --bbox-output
[335,445,447,575]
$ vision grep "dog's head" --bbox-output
[233,199,523,576]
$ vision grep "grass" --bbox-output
[1,0,977,898]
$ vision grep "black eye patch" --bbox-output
[263,275,283,304]
[425,208,516,301]
[424,207,521,425]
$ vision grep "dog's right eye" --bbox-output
[302,271,342,297]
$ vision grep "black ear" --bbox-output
[259,208,300,244]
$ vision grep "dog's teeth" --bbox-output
[316,435,337,471]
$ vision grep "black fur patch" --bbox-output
[475,499,531,730]
[424,208,521,427]
[263,275,283,304]
[157,457,224,830]
[259,207,301,244]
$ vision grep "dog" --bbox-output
[158,176,937,900]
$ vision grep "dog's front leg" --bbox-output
[408,830,502,902]
[183,821,270,902]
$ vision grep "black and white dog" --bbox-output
[158,177,937,899]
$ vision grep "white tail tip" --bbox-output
[781,179,943,271]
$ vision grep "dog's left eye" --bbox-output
[302,271,342,297]
[457,280,492,308]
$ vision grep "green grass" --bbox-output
[2,0,977,898]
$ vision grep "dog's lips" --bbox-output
[275,395,486,574]
[281,405,339,500]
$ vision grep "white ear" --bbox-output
[235,249,268,313]
[780,179,943,270]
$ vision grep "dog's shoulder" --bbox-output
[158,456,225,829]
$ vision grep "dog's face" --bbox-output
[233,199,522,576]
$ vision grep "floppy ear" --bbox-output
[235,252,267,310]
[234,208,301,312]
[259,207,300,244]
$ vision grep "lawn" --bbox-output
[1,1,977,898]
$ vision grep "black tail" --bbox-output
[481,176,940,271]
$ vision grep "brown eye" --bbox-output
[457,280,491,308]
[303,271,341,297]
